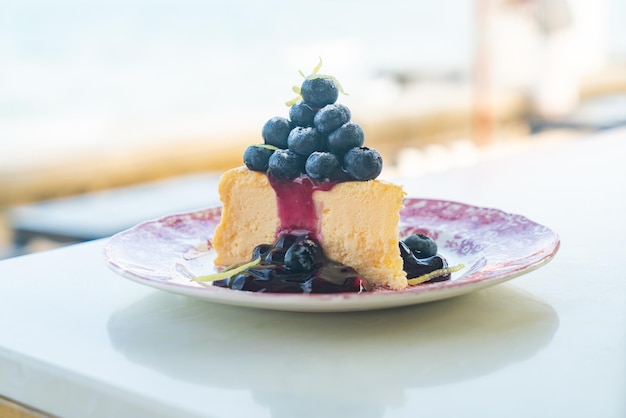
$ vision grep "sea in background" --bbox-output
[1,0,625,172]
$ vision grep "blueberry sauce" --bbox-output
[213,232,369,293]
[399,241,451,283]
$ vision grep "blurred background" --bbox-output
[1,0,625,258]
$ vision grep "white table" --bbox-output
[1,128,625,418]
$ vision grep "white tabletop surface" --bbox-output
[1,128,625,418]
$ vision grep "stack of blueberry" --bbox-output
[243,76,383,182]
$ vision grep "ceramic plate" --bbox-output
[104,198,559,312]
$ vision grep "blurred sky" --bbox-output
[0,0,624,170]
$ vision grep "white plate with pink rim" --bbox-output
[104,198,560,312]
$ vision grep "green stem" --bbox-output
[193,258,261,283]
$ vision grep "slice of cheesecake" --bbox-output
[212,167,407,290]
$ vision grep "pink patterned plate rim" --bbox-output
[104,198,560,312]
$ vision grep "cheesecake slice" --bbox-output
[212,167,408,290]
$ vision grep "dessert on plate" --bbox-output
[202,61,455,293]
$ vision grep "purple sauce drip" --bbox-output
[268,175,336,240]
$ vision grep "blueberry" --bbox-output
[327,122,364,156]
[289,101,316,127]
[313,104,351,135]
[262,116,292,149]
[252,243,272,260]
[301,237,323,261]
[305,151,340,180]
[301,77,339,108]
[268,149,304,179]
[264,248,286,264]
[399,240,447,280]
[287,127,324,157]
[284,244,315,272]
[274,234,298,249]
[343,147,383,181]
[284,237,323,272]
[403,234,438,258]
[243,144,275,172]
